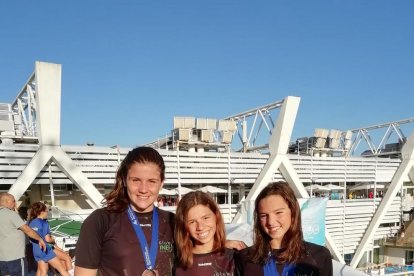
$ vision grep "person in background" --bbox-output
[235,182,333,276]
[28,201,72,276]
[0,192,46,276]
[174,191,235,275]
[20,191,31,208]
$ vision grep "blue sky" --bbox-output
[1,1,413,148]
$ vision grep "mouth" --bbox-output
[196,230,211,239]
[267,226,281,233]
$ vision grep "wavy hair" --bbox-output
[104,147,165,212]
[174,191,226,269]
[28,201,48,222]
[249,182,305,264]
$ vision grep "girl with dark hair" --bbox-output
[28,201,72,276]
[75,147,176,276]
[235,182,332,276]
[174,191,235,276]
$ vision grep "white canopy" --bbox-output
[159,188,175,196]
[305,184,330,191]
[324,184,345,190]
[350,184,386,191]
[174,186,194,195]
[198,185,228,194]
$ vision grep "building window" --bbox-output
[406,250,414,265]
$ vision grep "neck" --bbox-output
[130,204,154,213]
[270,239,283,249]
[192,242,214,254]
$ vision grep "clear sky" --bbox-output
[1,1,413,149]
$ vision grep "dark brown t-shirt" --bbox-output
[174,248,235,276]
[234,242,332,276]
[75,208,175,276]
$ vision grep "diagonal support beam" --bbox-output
[232,96,300,222]
[279,156,345,263]
[51,147,104,208]
[350,132,414,268]
[9,146,104,208]
[8,147,53,199]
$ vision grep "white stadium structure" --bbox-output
[2,61,414,275]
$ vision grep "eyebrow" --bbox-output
[259,207,286,214]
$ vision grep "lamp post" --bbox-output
[311,177,318,198]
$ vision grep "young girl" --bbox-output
[235,182,332,276]
[75,147,175,276]
[174,191,235,275]
[28,202,72,276]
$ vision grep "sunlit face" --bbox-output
[258,194,292,249]
[39,208,48,219]
[5,195,16,210]
[126,162,164,213]
[186,204,217,253]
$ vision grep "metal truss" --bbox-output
[347,118,414,157]
[9,61,104,208]
[10,72,38,139]
[144,99,284,152]
[223,100,284,152]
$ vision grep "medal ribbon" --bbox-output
[127,205,159,270]
[263,256,295,276]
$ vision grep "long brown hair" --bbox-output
[174,191,226,269]
[104,147,165,212]
[28,201,48,222]
[250,182,305,264]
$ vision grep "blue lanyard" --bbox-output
[126,205,159,270]
[263,257,295,276]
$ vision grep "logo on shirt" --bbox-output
[198,262,212,267]
[158,241,173,253]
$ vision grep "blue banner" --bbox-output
[299,197,328,246]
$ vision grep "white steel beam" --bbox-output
[350,132,414,268]
[8,148,54,199]
[232,96,344,262]
[9,146,104,208]
[35,61,61,145]
[50,147,104,208]
[232,96,300,222]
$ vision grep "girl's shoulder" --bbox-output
[28,217,42,226]
[304,241,331,257]
[234,246,254,262]
[157,208,176,223]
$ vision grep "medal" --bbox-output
[127,205,159,272]
[142,269,157,276]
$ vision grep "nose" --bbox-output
[195,220,204,230]
[266,214,276,226]
[137,182,149,193]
